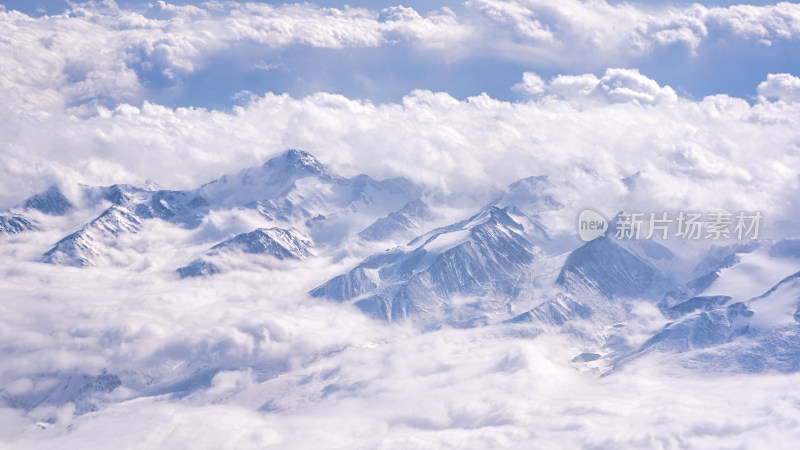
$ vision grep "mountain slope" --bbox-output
[199,149,420,242]
[178,227,313,278]
[23,186,74,216]
[0,213,37,235]
[41,149,420,267]
[42,206,142,266]
[626,270,800,372]
[556,237,671,300]
[312,206,539,325]
[357,199,432,242]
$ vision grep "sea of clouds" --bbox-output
[3,1,800,448]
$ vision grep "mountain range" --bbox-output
[2,148,800,416]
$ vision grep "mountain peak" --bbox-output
[210,227,313,260]
[265,149,328,178]
[285,148,318,165]
[24,185,73,216]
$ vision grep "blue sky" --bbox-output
[3,0,799,110]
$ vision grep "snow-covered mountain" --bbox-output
[357,199,432,242]
[42,205,143,266]
[40,183,209,266]
[619,240,800,373]
[312,206,540,326]
[489,175,565,217]
[210,227,313,259]
[7,150,796,353]
[32,149,422,267]
[0,213,37,235]
[5,147,800,437]
[507,237,674,332]
[198,149,420,242]
[624,270,800,373]
[178,227,313,278]
[22,185,74,216]
[659,242,759,313]
[557,237,672,301]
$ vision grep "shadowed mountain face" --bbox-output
[176,259,222,279]
[312,206,540,325]
[556,237,671,301]
[2,372,122,415]
[24,186,73,216]
[507,237,674,330]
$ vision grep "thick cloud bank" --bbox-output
[3,1,800,448]
[3,69,800,229]
[2,0,800,108]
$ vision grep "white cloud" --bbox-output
[4,2,800,447]
[0,2,468,110]
[3,1,800,111]
[757,73,800,103]
[547,73,601,99]
[464,0,707,64]
[512,72,546,95]
[597,68,678,105]
[2,71,799,227]
[537,68,677,105]
[708,2,800,44]
[6,325,800,448]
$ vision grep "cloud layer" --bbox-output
[3,69,800,234]
[3,1,800,448]
[3,0,800,109]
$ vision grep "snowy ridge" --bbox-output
[178,227,313,278]
[42,205,143,267]
[625,268,800,373]
[358,199,432,242]
[35,149,422,267]
[312,206,539,325]
[210,227,313,259]
[0,213,37,235]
